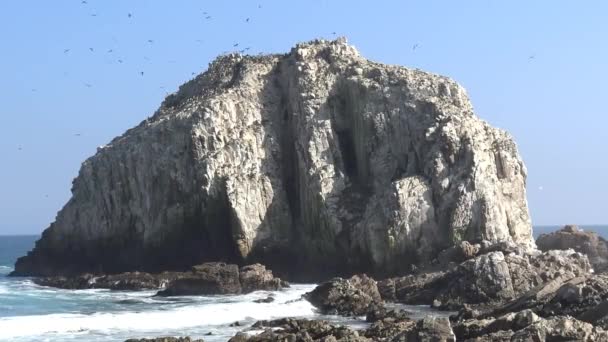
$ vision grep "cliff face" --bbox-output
[13,38,533,278]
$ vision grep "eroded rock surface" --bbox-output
[34,262,287,294]
[537,224,608,272]
[304,274,382,315]
[379,244,591,310]
[229,316,455,342]
[13,38,533,278]
[156,263,287,296]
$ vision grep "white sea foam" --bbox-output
[0,266,12,275]
[0,285,317,339]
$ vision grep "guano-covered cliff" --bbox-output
[13,38,533,279]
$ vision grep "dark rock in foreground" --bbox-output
[228,316,455,342]
[454,310,608,341]
[537,224,608,272]
[225,311,607,341]
[304,274,382,316]
[34,262,287,295]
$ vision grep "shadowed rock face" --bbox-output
[12,38,533,279]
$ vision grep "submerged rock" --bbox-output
[537,224,608,272]
[12,38,533,278]
[304,274,382,316]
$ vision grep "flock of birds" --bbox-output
[63,1,260,86]
[19,1,537,155]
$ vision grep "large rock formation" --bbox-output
[12,38,533,278]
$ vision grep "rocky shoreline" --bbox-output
[26,226,608,341]
[9,39,602,341]
[33,262,288,296]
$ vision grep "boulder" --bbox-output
[453,309,540,340]
[379,247,591,310]
[304,274,382,316]
[239,263,288,293]
[436,241,480,266]
[396,317,456,342]
[157,262,241,296]
[511,316,608,341]
[537,224,608,272]
[232,318,369,342]
[454,312,608,341]
[231,315,455,342]
[12,38,533,279]
[157,262,287,296]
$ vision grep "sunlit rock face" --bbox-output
[12,38,533,279]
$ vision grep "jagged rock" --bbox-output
[391,317,456,342]
[379,247,591,310]
[34,271,183,290]
[511,316,608,341]
[453,309,540,340]
[234,318,369,341]
[304,274,382,316]
[12,38,533,278]
[36,262,287,293]
[156,262,286,296]
[436,241,480,265]
[456,315,608,341]
[125,338,204,342]
[364,309,417,340]
[239,263,288,293]
[233,316,455,342]
[537,224,608,272]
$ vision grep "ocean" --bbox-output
[1,225,605,341]
[0,236,451,341]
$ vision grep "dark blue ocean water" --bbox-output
[0,225,605,341]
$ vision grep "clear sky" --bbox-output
[1,1,607,235]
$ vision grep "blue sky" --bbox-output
[1,1,607,235]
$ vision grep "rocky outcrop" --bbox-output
[378,244,591,309]
[480,274,608,328]
[34,271,183,290]
[304,274,382,315]
[537,224,608,272]
[12,38,533,278]
[156,263,287,296]
[453,310,608,341]
[229,316,455,342]
[34,262,287,294]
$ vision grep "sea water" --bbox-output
[0,236,453,342]
[1,225,605,341]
